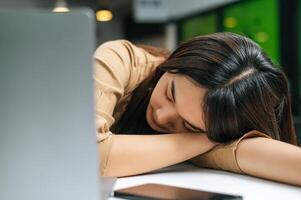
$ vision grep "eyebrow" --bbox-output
[171,79,206,133]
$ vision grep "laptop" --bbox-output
[0,10,115,200]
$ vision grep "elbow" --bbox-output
[99,161,147,178]
[100,166,109,177]
[100,166,130,178]
[99,160,127,178]
[99,161,116,177]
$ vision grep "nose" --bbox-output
[154,106,179,129]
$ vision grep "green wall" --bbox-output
[180,0,279,64]
[223,0,279,64]
[181,13,217,40]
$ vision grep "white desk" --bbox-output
[109,162,301,200]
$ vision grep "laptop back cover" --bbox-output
[0,10,100,200]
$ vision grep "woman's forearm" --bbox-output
[236,137,301,186]
[99,133,215,177]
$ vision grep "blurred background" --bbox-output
[1,0,301,143]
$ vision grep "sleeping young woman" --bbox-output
[94,32,301,186]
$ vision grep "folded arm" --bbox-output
[99,133,215,177]
[190,131,301,187]
[236,137,301,186]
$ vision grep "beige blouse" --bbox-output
[94,40,270,176]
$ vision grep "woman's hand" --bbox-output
[236,137,301,186]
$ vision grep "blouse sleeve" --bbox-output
[189,130,272,173]
[93,40,165,140]
[94,40,131,142]
[93,40,165,174]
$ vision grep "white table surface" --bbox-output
[108,162,301,200]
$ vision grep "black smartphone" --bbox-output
[113,183,243,200]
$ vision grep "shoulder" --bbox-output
[94,39,136,59]
[93,39,166,74]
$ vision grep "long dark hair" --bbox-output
[112,32,297,145]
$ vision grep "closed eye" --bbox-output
[183,121,197,132]
[166,81,173,102]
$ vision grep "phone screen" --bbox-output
[114,183,243,200]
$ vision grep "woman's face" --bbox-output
[146,72,207,133]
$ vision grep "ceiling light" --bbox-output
[53,0,70,13]
[96,9,113,22]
